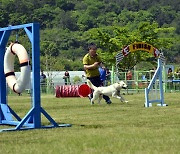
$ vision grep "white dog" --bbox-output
[87,79,128,105]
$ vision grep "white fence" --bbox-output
[13,71,86,88]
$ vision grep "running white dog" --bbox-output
[87,79,128,105]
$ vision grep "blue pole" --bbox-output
[0,30,11,122]
[158,59,164,106]
[31,23,41,128]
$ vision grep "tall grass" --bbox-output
[0,92,180,154]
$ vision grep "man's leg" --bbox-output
[103,95,112,104]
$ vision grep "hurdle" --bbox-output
[0,23,71,132]
[144,58,167,107]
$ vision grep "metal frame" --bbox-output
[0,23,71,131]
[145,58,167,107]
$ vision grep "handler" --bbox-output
[82,43,112,104]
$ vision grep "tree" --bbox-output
[32,4,55,29]
[55,0,75,11]
[86,22,175,71]
[41,41,59,71]
[150,6,176,26]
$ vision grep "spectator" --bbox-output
[40,70,46,84]
[106,68,111,86]
[40,70,46,93]
[63,70,70,85]
[167,68,173,80]
[167,67,174,90]
[98,66,106,86]
[126,70,133,89]
[174,68,180,79]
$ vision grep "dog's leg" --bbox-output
[90,91,99,105]
[91,92,102,105]
[90,94,95,105]
[98,94,103,105]
[119,94,128,103]
[112,92,128,103]
[91,99,94,105]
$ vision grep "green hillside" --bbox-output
[0,0,179,71]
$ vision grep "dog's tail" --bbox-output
[87,79,97,90]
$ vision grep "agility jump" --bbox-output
[0,23,71,132]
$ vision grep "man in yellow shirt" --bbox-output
[83,43,112,104]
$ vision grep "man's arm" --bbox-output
[84,62,100,70]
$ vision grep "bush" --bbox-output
[73,76,82,84]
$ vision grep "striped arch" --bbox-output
[116,42,163,65]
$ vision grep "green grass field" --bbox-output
[0,92,180,154]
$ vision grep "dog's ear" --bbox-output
[118,81,124,84]
[122,81,126,85]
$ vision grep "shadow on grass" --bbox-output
[74,124,104,129]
